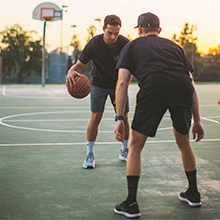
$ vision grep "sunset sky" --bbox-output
[0,0,220,54]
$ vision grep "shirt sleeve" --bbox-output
[181,48,194,73]
[78,40,93,65]
[115,42,135,73]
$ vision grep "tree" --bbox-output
[70,34,81,64]
[172,23,204,78]
[86,25,97,42]
[206,45,220,79]
[126,34,133,41]
[208,44,220,55]
[82,25,97,77]
[0,24,42,83]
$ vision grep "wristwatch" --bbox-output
[115,115,124,121]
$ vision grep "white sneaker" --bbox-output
[83,152,95,168]
[119,148,129,162]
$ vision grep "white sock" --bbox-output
[87,141,95,154]
[121,139,129,151]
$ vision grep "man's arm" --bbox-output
[114,68,131,142]
[190,72,205,142]
[66,60,85,88]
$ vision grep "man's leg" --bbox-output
[110,90,131,161]
[114,129,147,218]
[83,112,103,169]
[87,112,103,141]
[119,112,130,161]
[174,129,196,171]
[127,129,147,176]
[174,129,202,206]
[126,130,147,203]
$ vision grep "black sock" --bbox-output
[185,170,198,193]
[126,176,140,204]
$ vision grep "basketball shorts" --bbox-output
[132,105,192,137]
[90,85,129,113]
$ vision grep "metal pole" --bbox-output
[191,43,194,68]
[0,57,2,84]
[191,25,197,68]
[61,5,68,52]
[94,18,101,33]
[42,21,46,87]
[60,19,63,52]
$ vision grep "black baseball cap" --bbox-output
[134,12,160,28]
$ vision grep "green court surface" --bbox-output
[0,84,220,220]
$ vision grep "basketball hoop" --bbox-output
[33,3,62,22]
[33,2,63,87]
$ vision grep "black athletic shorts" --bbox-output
[131,105,192,137]
[90,85,129,113]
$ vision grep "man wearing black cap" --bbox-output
[113,12,204,218]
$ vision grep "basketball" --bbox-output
[67,74,91,99]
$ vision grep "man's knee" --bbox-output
[90,112,103,125]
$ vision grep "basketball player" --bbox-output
[113,12,204,218]
[66,15,130,168]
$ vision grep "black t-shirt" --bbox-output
[116,35,195,108]
[79,34,129,89]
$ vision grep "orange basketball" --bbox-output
[67,74,91,99]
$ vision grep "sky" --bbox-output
[0,0,220,54]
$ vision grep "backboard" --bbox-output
[33,2,62,21]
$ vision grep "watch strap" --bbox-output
[115,115,124,121]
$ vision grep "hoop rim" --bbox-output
[41,16,54,21]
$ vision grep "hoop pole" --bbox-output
[42,21,46,87]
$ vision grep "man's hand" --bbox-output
[66,60,85,88]
[114,120,125,142]
[192,122,205,142]
[66,67,81,88]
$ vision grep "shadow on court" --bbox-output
[0,84,220,220]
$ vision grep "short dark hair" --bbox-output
[142,26,160,33]
[104,15,121,29]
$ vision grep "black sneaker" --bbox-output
[179,190,202,207]
[114,200,141,218]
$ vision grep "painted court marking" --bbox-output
[0,111,219,133]
[3,86,6,96]
[201,116,220,124]
[0,138,220,147]
[0,111,174,133]
[1,86,72,99]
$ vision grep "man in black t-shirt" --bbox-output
[66,15,130,169]
[113,13,204,218]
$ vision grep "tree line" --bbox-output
[0,23,219,83]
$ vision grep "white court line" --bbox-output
[0,138,220,147]
[0,111,172,133]
[4,117,171,122]
[3,86,6,96]
[201,117,220,124]
[0,111,218,133]
[1,86,71,99]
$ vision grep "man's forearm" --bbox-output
[192,89,201,123]
[116,81,128,115]
[115,68,131,115]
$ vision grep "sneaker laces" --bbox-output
[121,148,128,156]
[86,152,94,162]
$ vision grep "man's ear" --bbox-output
[138,26,142,36]
[102,26,105,32]
[158,27,162,34]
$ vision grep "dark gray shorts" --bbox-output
[132,105,192,137]
[90,85,129,113]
